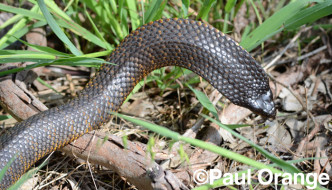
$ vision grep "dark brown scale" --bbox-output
[0,18,275,189]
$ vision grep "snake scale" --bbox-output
[0,18,276,189]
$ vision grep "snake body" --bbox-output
[0,18,275,188]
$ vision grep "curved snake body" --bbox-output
[0,18,275,188]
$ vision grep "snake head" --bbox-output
[247,90,276,119]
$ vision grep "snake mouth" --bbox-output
[248,90,276,119]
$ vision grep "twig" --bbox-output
[264,28,306,70]
[297,45,327,62]
[271,45,327,66]
[268,73,307,110]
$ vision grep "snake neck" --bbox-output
[55,17,273,135]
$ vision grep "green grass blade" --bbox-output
[186,84,219,119]
[83,5,112,50]
[143,0,163,23]
[50,57,107,65]
[0,156,16,184]
[117,113,326,189]
[0,57,106,77]
[224,124,251,129]
[8,153,51,190]
[49,0,112,49]
[0,115,12,121]
[225,0,237,13]
[0,21,47,50]
[0,4,43,20]
[240,0,313,51]
[80,50,113,58]
[234,0,245,16]
[15,38,72,57]
[201,114,301,174]
[0,67,25,77]
[222,12,229,33]
[115,113,181,140]
[63,0,75,11]
[56,18,112,49]
[0,14,22,30]
[81,0,101,16]
[248,0,262,25]
[275,0,287,11]
[114,113,285,182]
[0,50,54,55]
[212,0,223,30]
[255,0,268,20]
[0,2,110,49]
[109,0,118,14]
[0,18,29,48]
[181,0,190,17]
[126,0,140,30]
[36,77,60,94]
[196,0,217,21]
[0,50,56,63]
[37,0,82,56]
[0,5,40,49]
[285,0,332,30]
[312,24,332,30]
[123,77,155,104]
[119,0,129,37]
[99,0,124,40]
[44,0,72,21]
[153,0,168,21]
[169,76,200,89]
